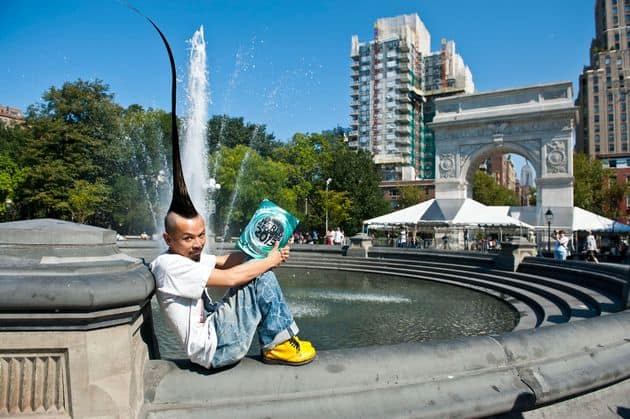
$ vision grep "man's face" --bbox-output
[164,214,206,261]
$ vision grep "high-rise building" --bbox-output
[576,0,630,219]
[349,14,474,206]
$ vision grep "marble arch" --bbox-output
[428,82,578,227]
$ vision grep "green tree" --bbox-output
[67,179,111,224]
[113,108,173,232]
[573,152,627,218]
[0,124,30,161]
[207,115,281,158]
[331,147,389,234]
[527,187,537,206]
[20,80,124,220]
[213,145,293,235]
[397,185,431,209]
[472,170,519,206]
[0,153,28,220]
[319,189,352,232]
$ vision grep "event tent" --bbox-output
[573,207,630,233]
[364,198,533,229]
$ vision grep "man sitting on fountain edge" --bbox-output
[149,211,316,368]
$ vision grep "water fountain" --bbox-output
[182,26,212,232]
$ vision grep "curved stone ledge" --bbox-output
[143,311,630,418]
[0,259,154,314]
[111,239,630,416]
[0,219,155,329]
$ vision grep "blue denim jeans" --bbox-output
[205,270,298,368]
[555,248,567,261]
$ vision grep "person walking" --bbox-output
[585,230,599,263]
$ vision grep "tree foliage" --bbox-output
[397,185,431,209]
[207,115,281,158]
[472,170,519,206]
[2,78,389,238]
[573,152,627,219]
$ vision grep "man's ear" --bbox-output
[163,232,171,247]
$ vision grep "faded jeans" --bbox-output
[203,270,298,368]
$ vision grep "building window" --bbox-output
[595,123,600,132]
[596,144,601,152]
[596,134,601,142]
[623,143,629,151]
[609,113,615,121]
[610,143,616,152]
[595,114,600,122]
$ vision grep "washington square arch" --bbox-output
[428,81,577,230]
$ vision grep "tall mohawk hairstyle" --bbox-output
[126,3,199,218]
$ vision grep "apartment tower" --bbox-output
[576,0,630,218]
[349,14,474,205]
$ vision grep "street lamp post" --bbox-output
[325,178,332,233]
[545,208,554,256]
[4,198,13,222]
[206,178,221,240]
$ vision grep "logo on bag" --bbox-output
[254,217,284,246]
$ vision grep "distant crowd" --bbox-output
[292,227,345,245]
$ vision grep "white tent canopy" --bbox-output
[573,207,630,233]
[364,198,533,229]
[362,199,434,228]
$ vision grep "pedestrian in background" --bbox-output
[585,230,599,263]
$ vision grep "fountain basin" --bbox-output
[133,243,630,417]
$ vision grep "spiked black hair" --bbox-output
[127,4,198,218]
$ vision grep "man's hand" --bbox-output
[265,242,286,268]
[280,244,290,262]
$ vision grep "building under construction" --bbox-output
[349,14,474,205]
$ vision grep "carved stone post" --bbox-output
[0,219,156,418]
[495,237,538,271]
[345,233,373,258]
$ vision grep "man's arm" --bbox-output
[207,243,289,288]
[215,251,247,269]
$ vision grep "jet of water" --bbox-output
[182,26,212,231]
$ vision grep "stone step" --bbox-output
[288,254,622,317]
[281,263,549,330]
[284,256,613,327]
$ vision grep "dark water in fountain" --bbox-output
[152,266,518,359]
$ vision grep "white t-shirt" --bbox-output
[150,252,217,368]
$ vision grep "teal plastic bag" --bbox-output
[236,199,299,259]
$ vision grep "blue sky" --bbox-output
[2,0,593,149]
